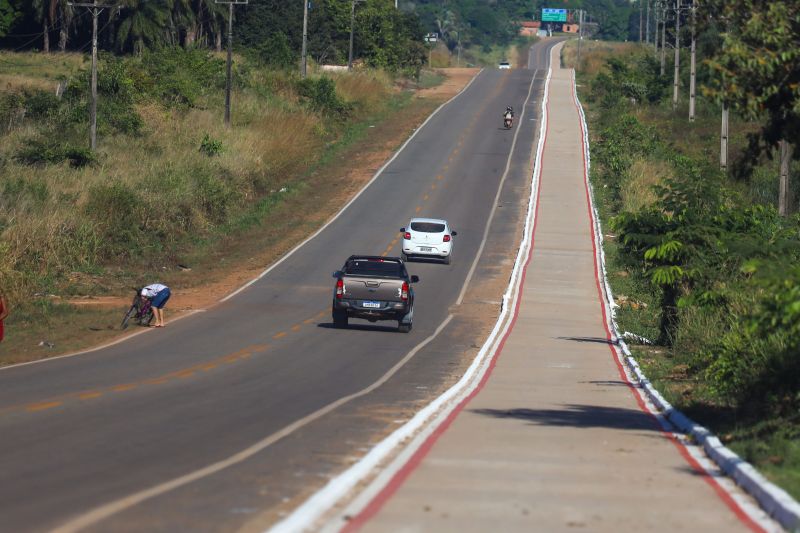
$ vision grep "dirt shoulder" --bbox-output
[0,69,479,366]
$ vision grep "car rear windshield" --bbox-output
[346,259,403,278]
[410,222,445,233]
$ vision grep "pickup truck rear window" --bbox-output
[410,222,445,233]
[345,259,403,278]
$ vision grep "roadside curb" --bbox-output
[572,69,800,532]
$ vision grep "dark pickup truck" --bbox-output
[331,255,419,333]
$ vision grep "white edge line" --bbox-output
[1,69,484,373]
[269,61,554,533]
[571,67,799,532]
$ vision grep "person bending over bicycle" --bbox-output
[141,283,171,328]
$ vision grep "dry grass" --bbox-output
[562,40,642,76]
[0,51,85,92]
[621,157,671,212]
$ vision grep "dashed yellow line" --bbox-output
[415,206,422,213]
[303,317,316,324]
[27,401,61,412]
[78,391,103,400]
[423,194,429,201]
[291,324,302,332]
[112,384,137,392]
[273,331,287,339]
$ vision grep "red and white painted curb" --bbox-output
[571,69,798,532]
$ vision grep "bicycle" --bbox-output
[120,288,154,329]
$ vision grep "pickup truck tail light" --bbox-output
[443,234,451,243]
[401,281,409,301]
[336,279,344,298]
[404,232,411,240]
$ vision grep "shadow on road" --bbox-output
[556,336,618,346]
[470,404,661,432]
[316,323,400,333]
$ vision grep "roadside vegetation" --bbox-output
[564,9,800,500]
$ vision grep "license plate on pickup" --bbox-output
[419,246,433,252]
[362,301,381,308]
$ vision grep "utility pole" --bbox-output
[301,0,309,78]
[660,4,667,76]
[720,105,729,171]
[639,1,643,42]
[68,0,117,151]
[672,0,681,110]
[689,2,696,122]
[216,1,247,127]
[577,10,584,68]
[348,0,364,71]
[646,0,651,44]
[779,140,793,215]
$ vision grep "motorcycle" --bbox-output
[503,115,513,129]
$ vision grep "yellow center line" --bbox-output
[291,324,302,332]
[174,369,195,378]
[200,363,218,371]
[273,331,287,339]
[436,175,444,181]
[423,194,429,201]
[431,184,437,190]
[415,206,422,213]
[78,391,103,400]
[26,401,62,412]
[112,384,137,392]
[303,317,316,324]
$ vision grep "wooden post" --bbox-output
[660,6,667,76]
[689,3,696,122]
[672,0,680,110]
[779,140,793,216]
[720,106,729,171]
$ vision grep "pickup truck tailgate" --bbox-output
[343,277,403,302]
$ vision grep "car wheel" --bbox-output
[443,254,451,265]
[333,309,348,328]
[401,252,408,262]
[398,321,411,333]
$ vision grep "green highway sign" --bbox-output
[542,8,567,22]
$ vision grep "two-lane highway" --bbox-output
[0,39,561,532]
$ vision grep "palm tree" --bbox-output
[116,0,173,55]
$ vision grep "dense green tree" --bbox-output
[701,0,800,151]
[0,0,20,39]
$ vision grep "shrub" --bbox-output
[199,134,224,157]
[14,138,96,168]
[131,47,226,109]
[295,77,351,117]
[23,90,61,119]
[64,55,142,135]
[83,182,146,259]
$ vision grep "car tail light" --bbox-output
[336,279,344,299]
[404,232,411,240]
[443,234,451,243]
[400,281,409,301]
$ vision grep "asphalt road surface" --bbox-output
[0,40,561,533]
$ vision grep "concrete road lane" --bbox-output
[0,41,562,532]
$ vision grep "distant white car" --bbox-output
[498,60,511,69]
[400,218,456,264]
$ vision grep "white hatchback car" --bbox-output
[498,60,511,69]
[400,218,457,264]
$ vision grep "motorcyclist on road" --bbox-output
[503,106,514,128]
